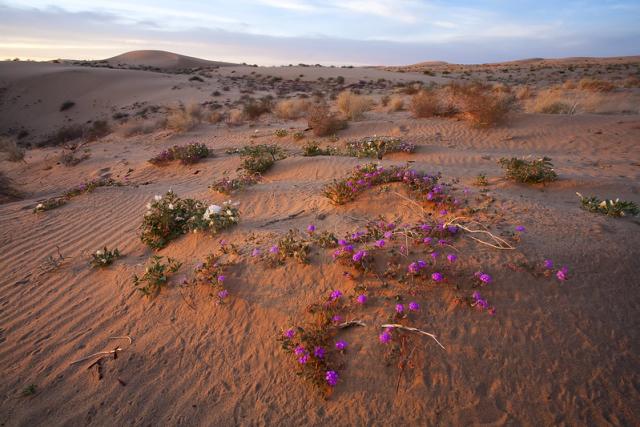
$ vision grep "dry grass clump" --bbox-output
[578,78,616,92]
[623,76,640,88]
[119,119,165,137]
[451,83,513,127]
[165,103,203,132]
[409,90,441,118]
[336,91,373,120]
[40,124,85,147]
[207,111,224,124]
[242,97,272,120]
[515,85,534,100]
[386,95,404,112]
[307,103,347,137]
[227,109,244,126]
[0,137,25,162]
[274,99,310,120]
[526,88,577,114]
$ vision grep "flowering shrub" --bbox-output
[90,246,121,268]
[302,141,339,157]
[133,255,182,297]
[209,173,261,195]
[498,157,558,183]
[140,191,239,249]
[149,142,210,165]
[274,128,288,137]
[264,230,312,267]
[279,291,349,395]
[237,144,287,175]
[33,197,67,213]
[323,163,451,207]
[34,178,122,213]
[576,193,639,217]
[193,254,230,302]
[345,136,415,159]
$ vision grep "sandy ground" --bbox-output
[1,57,640,426]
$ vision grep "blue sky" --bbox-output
[1,0,638,65]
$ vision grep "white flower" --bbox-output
[209,204,222,214]
[36,203,44,209]
[168,203,174,210]
[96,250,103,256]
[154,195,162,201]
[146,203,152,209]
[226,209,233,215]
[599,201,607,208]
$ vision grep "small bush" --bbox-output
[452,83,513,127]
[410,90,441,118]
[210,173,261,195]
[292,131,305,141]
[243,97,272,120]
[42,124,84,146]
[307,103,346,137]
[0,137,25,162]
[498,157,558,184]
[578,78,616,92]
[85,120,111,141]
[0,171,21,202]
[302,141,338,157]
[133,256,182,297]
[166,103,203,132]
[576,193,639,217]
[387,95,404,112]
[336,91,372,120]
[189,75,204,82]
[60,149,90,166]
[140,191,239,249]
[274,128,288,138]
[149,142,210,166]
[345,136,415,159]
[227,109,244,126]
[90,247,121,268]
[60,101,75,111]
[274,99,309,120]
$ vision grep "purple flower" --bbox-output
[408,301,420,311]
[423,237,432,245]
[284,329,295,339]
[479,273,492,284]
[472,291,482,300]
[330,290,343,301]
[408,262,420,274]
[294,345,306,356]
[383,231,393,240]
[332,315,343,324]
[556,266,568,281]
[298,354,309,364]
[356,294,367,304]
[344,245,354,252]
[218,289,229,299]
[335,340,347,350]
[476,298,489,309]
[515,225,526,232]
[430,252,439,260]
[314,347,325,359]
[269,245,279,254]
[338,239,348,246]
[307,224,316,233]
[375,239,385,248]
[439,210,448,216]
[420,223,432,231]
[417,260,427,268]
[395,304,404,313]
[217,275,226,282]
[432,272,444,282]
[447,226,458,234]
[194,262,204,271]
[251,248,261,257]
[544,259,554,270]
[325,370,339,387]
[379,331,392,344]
[447,253,457,263]
[352,250,367,262]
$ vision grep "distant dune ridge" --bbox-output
[105,50,237,70]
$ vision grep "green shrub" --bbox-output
[498,157,558,184]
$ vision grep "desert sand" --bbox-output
[0,51,639,426]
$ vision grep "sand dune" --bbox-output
[0,54,639,426]
[106,50,238,70]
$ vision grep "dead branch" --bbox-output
[69,336,133,365]
[381,324,446,350]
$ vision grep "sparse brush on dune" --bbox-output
[576,193,639,217]
[409,89,442,118]
[149,142,211,166]
[336,91,373,120]
[386,95,404,112]
[578,78,616,92]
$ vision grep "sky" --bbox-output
[0,0,639,66]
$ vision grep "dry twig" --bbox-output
[381,324,446,350]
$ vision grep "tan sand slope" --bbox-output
[105,50,238,70]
